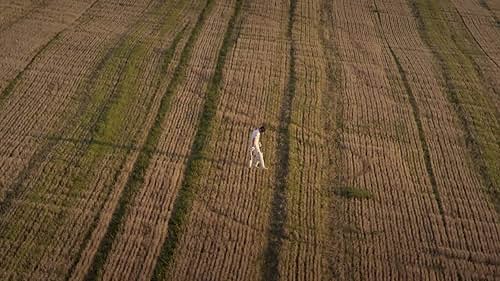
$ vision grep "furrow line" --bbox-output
[319,0,345,278]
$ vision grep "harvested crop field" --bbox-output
[0,0,498,280]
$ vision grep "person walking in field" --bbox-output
[249,126,268,169]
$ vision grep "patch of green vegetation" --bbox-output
[96,45,145,145]
[334,186,373,199]
[341,224,361,234]
[0,76,19,104]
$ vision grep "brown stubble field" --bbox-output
[0,0,498,281]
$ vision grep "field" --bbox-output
[0,0,499,280]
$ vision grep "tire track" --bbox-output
[278,0,345,279]
[0,31,60,104]
[319,0,346,278]
[262,0,296,280]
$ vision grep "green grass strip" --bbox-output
[262,0,297,280]
[319,0,348,278]
[64,2,194,279]
[150,0,244,280]
[82,15,195,280]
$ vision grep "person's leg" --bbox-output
[256,148,266,169]
[249,147,255,168]
[253,149,260,167]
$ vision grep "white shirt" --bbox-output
[250,129,260,148]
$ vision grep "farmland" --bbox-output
[0,0,499,280]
